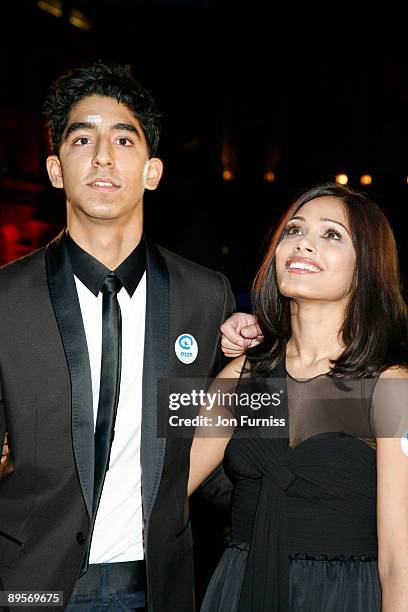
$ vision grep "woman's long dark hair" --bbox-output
[248,183,408,378]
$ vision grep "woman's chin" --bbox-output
[278,286,340,302]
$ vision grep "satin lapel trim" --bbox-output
[45,231,94,519]
[141,240,170,523]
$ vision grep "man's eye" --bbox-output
[117,137,132,146]
[73,137,91,145]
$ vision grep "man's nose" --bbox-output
[92,139,114,167]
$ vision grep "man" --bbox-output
[0,61,235,611]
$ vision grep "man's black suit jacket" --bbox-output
[0,231,235,611]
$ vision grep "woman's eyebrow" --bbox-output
[320,217,351,236]
[289,215,351,237]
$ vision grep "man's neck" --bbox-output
[67,218,143,270]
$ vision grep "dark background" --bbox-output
[1,1,407,307]
[0,0,407,602]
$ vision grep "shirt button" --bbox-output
[76,532,87,545]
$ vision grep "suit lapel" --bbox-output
[141,239,170,524]
[46,234,170,523]
[45,231,94,519]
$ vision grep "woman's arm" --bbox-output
[188,355,245,496]
[1,431,9,464]
[376,366,408,611]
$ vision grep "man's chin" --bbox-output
[83,206,120,221]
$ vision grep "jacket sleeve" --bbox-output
[0,386,5,449]
[198,272,236,508]
[213,271,236,375]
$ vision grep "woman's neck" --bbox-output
[286,299,346,377]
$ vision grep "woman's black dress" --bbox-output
[201,358,382,611]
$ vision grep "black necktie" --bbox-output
[94,273,123,507]
[80,272,123,573]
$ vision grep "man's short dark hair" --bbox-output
[42,61,161,157]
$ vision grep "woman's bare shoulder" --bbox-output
[379,365,408,380]
[217,355,247,379]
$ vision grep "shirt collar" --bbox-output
[64,231,146,297]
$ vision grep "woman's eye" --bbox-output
[324,228,342,241]
[284,225,302,236]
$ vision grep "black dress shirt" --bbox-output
[64,231,146,297]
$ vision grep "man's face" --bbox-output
[46,94,162,225]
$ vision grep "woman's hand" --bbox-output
[1,431,9,464]
[0,432,13,478]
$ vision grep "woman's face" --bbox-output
[275,196,356,303]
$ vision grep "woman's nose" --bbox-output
[294,238,316,253]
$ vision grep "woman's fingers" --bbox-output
[1,432,9,464]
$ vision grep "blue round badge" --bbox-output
[175,333,198,364]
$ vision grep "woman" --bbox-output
[189,183,408,611]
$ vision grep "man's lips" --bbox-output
[87,178,120,192]
[285,257,322,274]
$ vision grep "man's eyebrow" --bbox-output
[289,215,351,236]
[112,123,141,138]
[64,121,95,138]
[64,122,142,139]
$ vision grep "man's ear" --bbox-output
[144,158,164,191]
[46,155,64,189]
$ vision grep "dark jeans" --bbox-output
[66,561,146,611]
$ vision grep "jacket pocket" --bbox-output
[0,503,37,569]
[0,529,23,568]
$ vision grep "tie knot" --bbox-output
[100,273,123,295]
